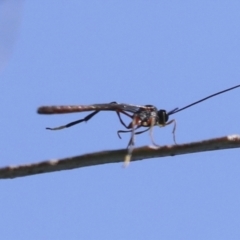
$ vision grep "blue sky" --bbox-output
[1,1,240,239]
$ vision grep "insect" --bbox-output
[37,84,240,165]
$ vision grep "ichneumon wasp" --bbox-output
[37,84,240,165]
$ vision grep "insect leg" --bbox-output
[164,119,177,144]
[117,127,150,139]
[110,101,133,128]
[116,111,133,128]
[149,117,160,146]
[157,119,177,144]
[46,111,100,130]
[124,116,139,167]
[115,111,134,138]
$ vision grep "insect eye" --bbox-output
[158,110,169,124]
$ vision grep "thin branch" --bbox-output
[0,134,240,179]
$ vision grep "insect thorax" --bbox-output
[134,106,159,126]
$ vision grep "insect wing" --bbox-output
[37,103,145,115]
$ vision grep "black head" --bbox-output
[157,108,179,125]
[157,110,169,125]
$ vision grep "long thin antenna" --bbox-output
[168,84,240,116]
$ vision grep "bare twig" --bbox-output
[0,134,240,179]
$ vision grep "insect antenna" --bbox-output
[168,84,240,116]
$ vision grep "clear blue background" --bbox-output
[1,1,240,239]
